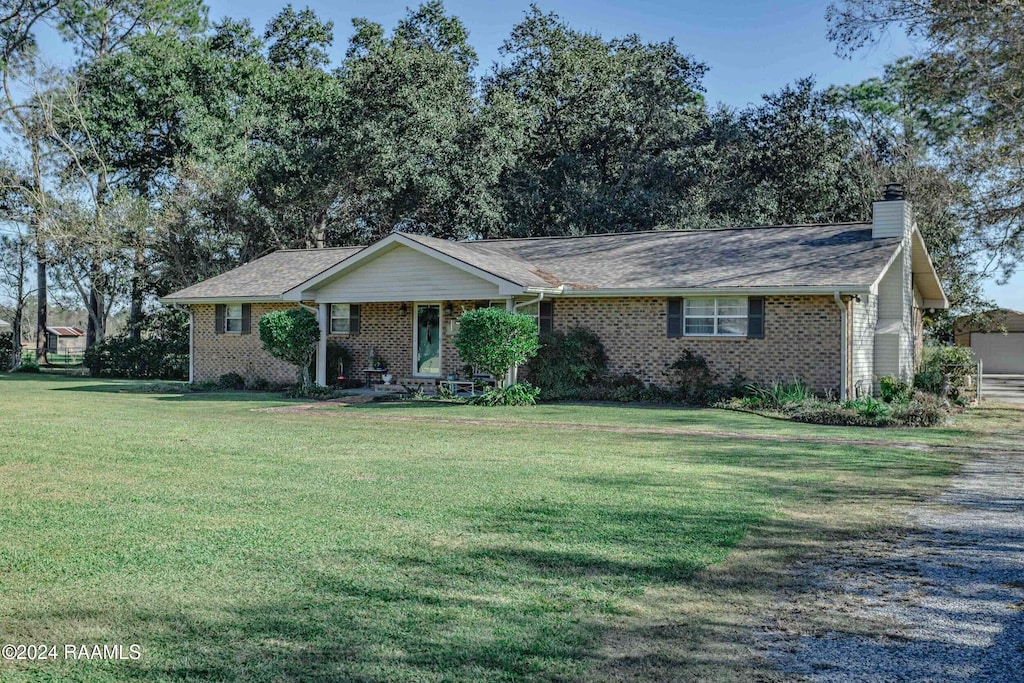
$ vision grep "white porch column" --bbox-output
[316,303,328,387]
[188,307,194,384]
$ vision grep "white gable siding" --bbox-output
[312,245,501,302]
[873,243,915,382]
[874,333,901,379]
[851,294,876,396]
[897,241,915,378]
[877,254,904,319]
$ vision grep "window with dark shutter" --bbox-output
[747,297,764,339]
[539,301,554,336]
[240,304,251,335]
[667,298,683,338]
[214,304,225,335]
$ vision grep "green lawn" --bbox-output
[0,374,1007,682]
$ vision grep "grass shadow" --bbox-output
[48,381,302,403]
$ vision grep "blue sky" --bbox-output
[37,0,1023,308]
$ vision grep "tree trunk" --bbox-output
[86,287,105,348]
[11,306,22,371]
[10,242,26,371]
[86,256,105,349]
[309,210,327,249]
[34,243,46,363]
[30,133,47,364]
[129,248,145,342]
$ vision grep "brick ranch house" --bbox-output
[161,190,947,399]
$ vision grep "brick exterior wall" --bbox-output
[191,295,842,393]
[192,302,302,384]
[551,295,842,394]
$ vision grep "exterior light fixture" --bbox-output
[444,303,453,317]
[399,302,408,315]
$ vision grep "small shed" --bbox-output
[46,326,86,355]
[955,309,1024,374]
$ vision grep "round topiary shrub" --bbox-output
[453,308,540,390]
[259,308,321,387]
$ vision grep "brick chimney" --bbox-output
[872,183,912,240]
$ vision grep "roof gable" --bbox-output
[308,243,504,302]
[285,233,529,299]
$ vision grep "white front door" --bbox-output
[414,304,441,376]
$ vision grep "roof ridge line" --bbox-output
[274,246,366,253]
[467,221,873,244]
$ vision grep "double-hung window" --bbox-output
[330,304,361,335]
[685,298,747,336]
[668,297,765,338]
[225,304,243,333]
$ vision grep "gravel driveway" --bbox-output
[763,449,1024,681]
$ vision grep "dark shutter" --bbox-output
[215,304,225,335]
[539,301,554,336]
[241,304,251,335]
[747,297,765,339]
[667,298,683,338]
[350,304,361,335]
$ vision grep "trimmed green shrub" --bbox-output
[84,335,188,380]
[468,382,541,406]
[878,375,913,403]
[84,308,189,380]
[454,308,539,386]
[523,327,607,399]
[259,308,320,387]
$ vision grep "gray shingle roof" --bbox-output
[162,247,362,302]
[470,222,897,290]
[163,222,902,302]
[407,222,897,290]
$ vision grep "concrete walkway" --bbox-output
[763,449,1024,681]
[982,374,1024,405]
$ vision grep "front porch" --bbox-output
[313,299,516,388]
